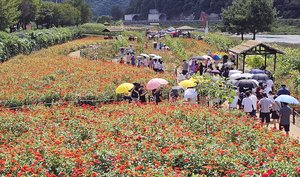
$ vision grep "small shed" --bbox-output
[229,40,285,73]
[103,22,110,26]
[177,26,196,31]
[102,28,123,39]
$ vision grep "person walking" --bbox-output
[249,91,258,118]
[198,62,204,75]
[279,102,291,136]
[182,60,188,75]
[155,87,163,104]
[258,93,274,127]
[148,58,153,68]
[277,84,290,96]
[242,92,253,117]
[159,61,164,73]
[143,56,148,67]
[153,59,159,72]
[126,53,131,65]
[272,95,281,129]
[131,85,139,103]
[139,85,147,104]
[131,54,136,66]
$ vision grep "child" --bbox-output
[179,72,185,83]
[159,61,164,72]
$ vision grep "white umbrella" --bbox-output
[229,70,242,76]
[149,54,157,57]
[184,89,198,99]
[229,73,241,80]
[201,55,213,60]
[240,73,253,79]
[140,53,149,57]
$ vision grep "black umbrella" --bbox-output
[170,86,185,93]
[234,79,258,89]
[190,56,206,61]
[133,83,140,90]
[252,74,269,81]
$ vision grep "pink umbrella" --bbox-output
[146,78,168,90]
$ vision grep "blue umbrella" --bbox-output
[153,56,162,59]
[249,69,264,74]
[184,89,197,99]
[213,55,222,61]
[159,30,166,33]
[275,95,299,104]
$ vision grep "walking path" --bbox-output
[68,50,300,140]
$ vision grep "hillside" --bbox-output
[43,0,131,19]
[125,0,300,20]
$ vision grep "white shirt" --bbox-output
[230,95,239,108]
[264,87,272,96]
[266,80,273,88]
[249,95,257,110]
[159,63,164,70]
[154,61,159,69]
[179,74,185,82]
[242,97,253,112]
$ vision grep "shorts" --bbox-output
[260,112,270,123]
[251,110,257,117]
[182,70,188,75]
[154,68,158,72]
[271,110,279,119]
[279,124,290,132]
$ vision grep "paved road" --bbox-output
[228,34,300,44]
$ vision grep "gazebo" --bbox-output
[176,26,196,31]
[102,28,123,36]
[229,40,285,73]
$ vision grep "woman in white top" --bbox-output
[159,61,164,72]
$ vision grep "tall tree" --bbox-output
[64,0,92,24]
[221,0,277,40]
[36,1,55,28]
[110,5,124,21]
[18,0,41,29]
[0,0,20,31]
[221,0,250,40]
[52,3,81,27]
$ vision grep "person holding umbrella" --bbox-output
[126,53,131,65]
[242,92,253,117]
[131,85,139,103]
[279,102,291,136]
[258,93,274,127]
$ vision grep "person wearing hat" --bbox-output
[139,85,147,104]
[258,93,274,127]
[277,84,290,96]
[155,87,164,104]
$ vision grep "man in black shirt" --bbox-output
[139,85,147,104]
[155,87,163,104]
[131,86,139,103]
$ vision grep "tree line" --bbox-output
[0,0,92,31]
[125,0,300,20]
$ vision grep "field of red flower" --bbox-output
[0,103,299,176]
[0,37,175,108]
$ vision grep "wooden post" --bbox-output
[274,53,276,72]
[242,54,245,73]
[265,55,267,69]
[236,55,239,70]
[293,107,296,125]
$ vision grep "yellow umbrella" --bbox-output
[116,83,134,94]
[179,80,196,88]
[189,78,197,82]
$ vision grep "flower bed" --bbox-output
[0,103,299,176]
[0,37,175,108]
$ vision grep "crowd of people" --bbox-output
[229,83,291,136]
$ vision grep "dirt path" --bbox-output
[68,50,300,140]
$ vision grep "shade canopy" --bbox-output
[177,26,196,31]
[228,40,285,73]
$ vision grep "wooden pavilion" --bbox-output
[229,40,285,73]
[102,28,123,39]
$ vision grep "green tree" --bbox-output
[18,0,41,29]
[36,1,55,28]
[247,0,278,40]
[52,3,81,27]
[110,5,123,21]
[0,0,21,31]
[64,0,92,24]
[221,0,277,40]
[96,15,111,24]
[221,0,250,40]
